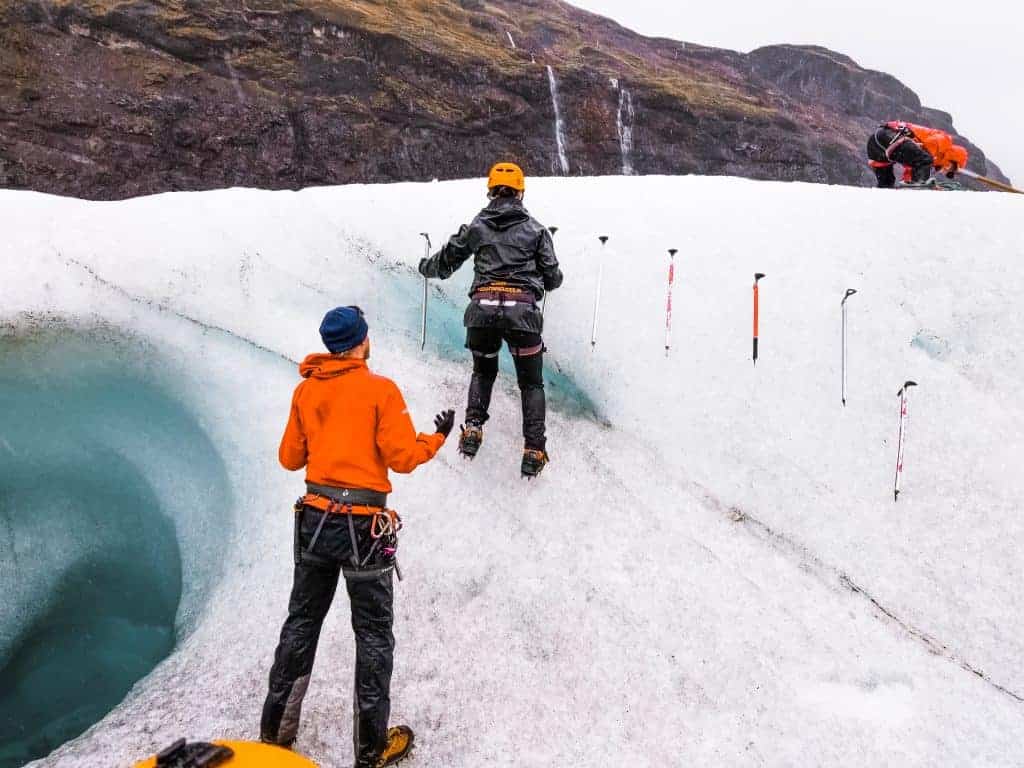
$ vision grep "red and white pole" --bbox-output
[894,381,918,501]
[664,248,677,355]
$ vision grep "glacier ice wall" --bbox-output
[0,176,1022,768]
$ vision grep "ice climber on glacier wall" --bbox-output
[260,305,454,768]
[418,162,564,478]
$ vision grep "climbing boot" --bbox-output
[458,424,483,458]
[521,448,549,479]
[375,725,415,767]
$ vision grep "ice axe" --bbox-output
[894,381,918,501]
[664,248,678,356]
[957,168,1024,194]
[419,233,431,349]
[752,272,765,365]
[591,235,609,347]
[842,289,857,406]
[542,226,558,315]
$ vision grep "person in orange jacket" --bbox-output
[261,306,454,768]
[867,121,969,188]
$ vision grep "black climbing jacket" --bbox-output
[419,196,563,313]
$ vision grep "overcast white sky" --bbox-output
[569,0,1022,182]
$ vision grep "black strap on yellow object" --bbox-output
[156,739,233,768]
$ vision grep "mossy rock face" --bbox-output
[0,0,1009,199]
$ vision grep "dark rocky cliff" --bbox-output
[0,0,1008,199]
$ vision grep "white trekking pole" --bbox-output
[419,232,431,350]
[542,226,558,316]
[893,380,918,501]
[841,289,857,406]
[665,248,678,356]
[591,235,609,347]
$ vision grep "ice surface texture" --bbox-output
[0,175,1022,767]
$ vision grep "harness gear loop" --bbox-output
[371,511,395,539]
[305,500,334,556]
[340,502,360,568]
[293,499,304,564]
[361,510,402,568]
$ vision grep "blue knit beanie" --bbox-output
[319,306,368,354]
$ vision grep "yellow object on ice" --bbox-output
[133,739,317,767]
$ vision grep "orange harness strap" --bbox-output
[300,493,396,521]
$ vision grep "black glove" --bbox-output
[434,409,455,437]
[418,258,430,277]
[543,269,564,292]
[946,170,956,179]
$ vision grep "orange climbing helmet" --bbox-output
[487,162,526,192]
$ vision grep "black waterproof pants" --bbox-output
[465,327,546,451]
[261,508,395,768]
[867,128,934,188]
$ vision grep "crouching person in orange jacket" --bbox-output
[261,306,454,768]
[867,121,969,188]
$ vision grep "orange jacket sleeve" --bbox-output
[929,133,953,167]
[279,384,309,471]
[375,381,445,474]
[910,125,953,167]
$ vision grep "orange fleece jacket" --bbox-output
[279,355,445,493]
[906,124,969,170]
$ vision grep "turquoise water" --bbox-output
[0,328,226,768]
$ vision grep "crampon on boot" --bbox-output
[521,449,549,479]
[375,725,415,767]
[458,424,483,459]
[898,178,936,189]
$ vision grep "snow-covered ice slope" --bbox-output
[2,175,1023,767]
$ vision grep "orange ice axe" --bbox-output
[753,273,765,365]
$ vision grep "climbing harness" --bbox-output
[294,490,403,579]
[871,122,915,161]
[472,283,535,308]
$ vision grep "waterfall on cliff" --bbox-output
[616,86,635,176]
[546,66,570,174]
